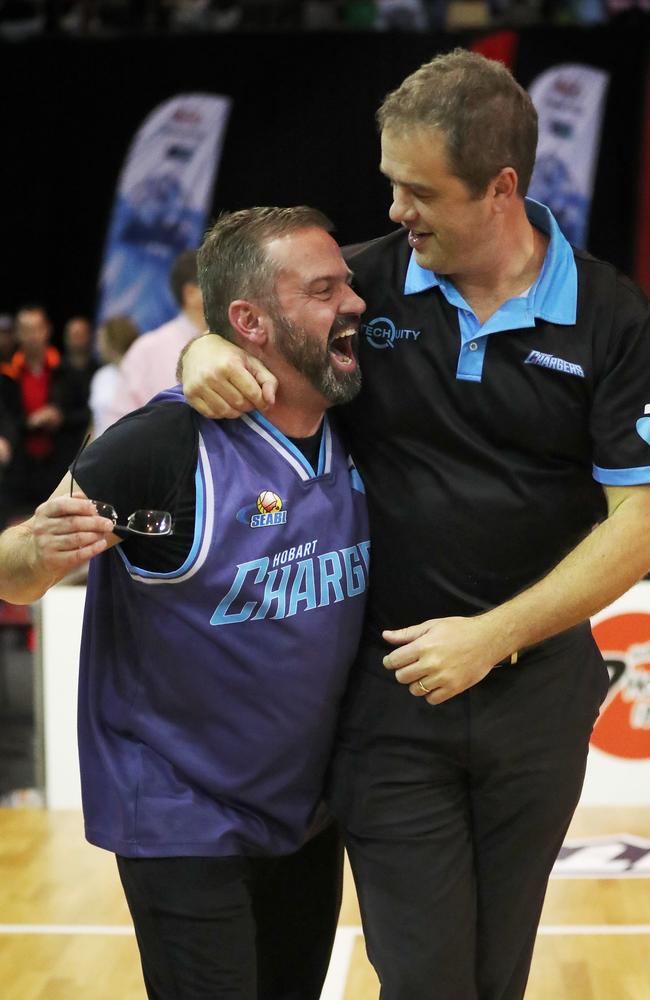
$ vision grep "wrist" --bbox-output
[475,607,521,663]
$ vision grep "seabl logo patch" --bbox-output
[236,490,288,529]
[362,316,422,350]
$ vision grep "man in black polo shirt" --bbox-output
[179,50,650,1000]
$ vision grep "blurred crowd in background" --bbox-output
[0,250,203,529]
[1,0,648,37]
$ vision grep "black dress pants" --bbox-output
[116,821,343,1000]
[328,624,610,1000]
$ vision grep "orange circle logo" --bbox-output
[592,612,650,760]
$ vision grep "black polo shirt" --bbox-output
[338,202,650,636]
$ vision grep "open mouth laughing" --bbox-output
[328,326,358,372]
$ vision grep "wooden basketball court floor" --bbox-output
[0,806,648,999]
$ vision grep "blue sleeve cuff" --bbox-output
[592,464,650,486]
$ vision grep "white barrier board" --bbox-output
[41,584,650,809]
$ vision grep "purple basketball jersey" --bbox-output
[78,398,369,857]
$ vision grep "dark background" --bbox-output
[1,25,649,333]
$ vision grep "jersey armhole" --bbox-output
[117,432,215,584]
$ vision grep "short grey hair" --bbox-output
[198,206,334,339]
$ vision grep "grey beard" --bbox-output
[271,313,361,406]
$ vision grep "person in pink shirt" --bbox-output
[105,250,204,426]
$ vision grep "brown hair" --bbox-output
[377,48,538,197]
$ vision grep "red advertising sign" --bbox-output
[592,613,650,760]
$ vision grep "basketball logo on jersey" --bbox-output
[257,491,282,515]
[591,613,650,760]
[236,490,288,529]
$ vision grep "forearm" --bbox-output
[0,520,58,604]
[384,487,650,705]
[482,492,650,657]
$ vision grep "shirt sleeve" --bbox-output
[71,399,198,572]
[591,292,650,486]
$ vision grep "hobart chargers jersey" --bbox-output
[77,390,369,858]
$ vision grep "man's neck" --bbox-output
[260,399,325,439]
[450,211,549,326]
[242,352,329,438]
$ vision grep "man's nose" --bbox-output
[343,286,366,316]
[389,186,416,225]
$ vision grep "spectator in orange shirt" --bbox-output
[0,306,90,527]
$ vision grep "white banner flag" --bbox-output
[96,93,232,333]
[528,64,609,249]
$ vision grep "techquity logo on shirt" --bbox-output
[524,350,585,377]
[236,490,288,528]
[361,316,422,350]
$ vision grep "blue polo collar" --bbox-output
[403,198,577,327]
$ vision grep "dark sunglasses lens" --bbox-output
[127,510,174,535]
[93,501,118,524]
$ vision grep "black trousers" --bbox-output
[116,822,343,1000]
[328,624,609,1000]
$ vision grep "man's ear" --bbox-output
[491,167,519,211]
[228,300,269,347]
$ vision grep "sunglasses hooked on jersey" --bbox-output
[70,433,175,538]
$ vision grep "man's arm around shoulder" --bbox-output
[178,332,277,419]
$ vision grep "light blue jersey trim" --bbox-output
[317,419,333,476]
[403,199,578,383]
[348,457,366,494]
[593,465,650,486]
[248,411,331,480]
[117,437,209,581]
